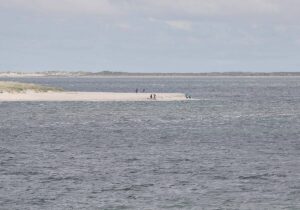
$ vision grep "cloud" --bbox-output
[165,20,192,31]
[135,0,280,17]
[0,0,291,18]
[1,0,299,25]
[0,0,118,15]
[117,23,132,31]
[148,17,192,30]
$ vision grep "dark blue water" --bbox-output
[0,77,300,209]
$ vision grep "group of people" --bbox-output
[185,93,192,99]
[149,94,156,100]
[135,88,157,100]
[135,88,145,93]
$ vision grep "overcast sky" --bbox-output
[1,0,300,72]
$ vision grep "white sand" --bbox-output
[0,72,43,77]
[0,91,187,102]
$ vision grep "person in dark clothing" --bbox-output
[185,93,192,99]
[135,88,138,93]
[150,94,152,99]
[153,94,156,100]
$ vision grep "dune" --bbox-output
[0,91,186,101]
[0,81,63,92]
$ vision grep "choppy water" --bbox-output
[0,77,300,209]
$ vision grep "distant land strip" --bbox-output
[1,71,300,77]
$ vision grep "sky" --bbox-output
[1,0,300,72]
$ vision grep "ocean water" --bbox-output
[0,77,300,209]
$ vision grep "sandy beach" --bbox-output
[0,91,186,102]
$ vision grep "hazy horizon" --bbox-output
[1,70,300,75]
[1,0,300,72]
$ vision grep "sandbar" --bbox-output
[0,91,187,102]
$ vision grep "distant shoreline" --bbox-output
[1,71,300,78]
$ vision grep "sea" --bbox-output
[0,76,299,209]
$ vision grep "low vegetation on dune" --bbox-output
[0,81,64,93]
